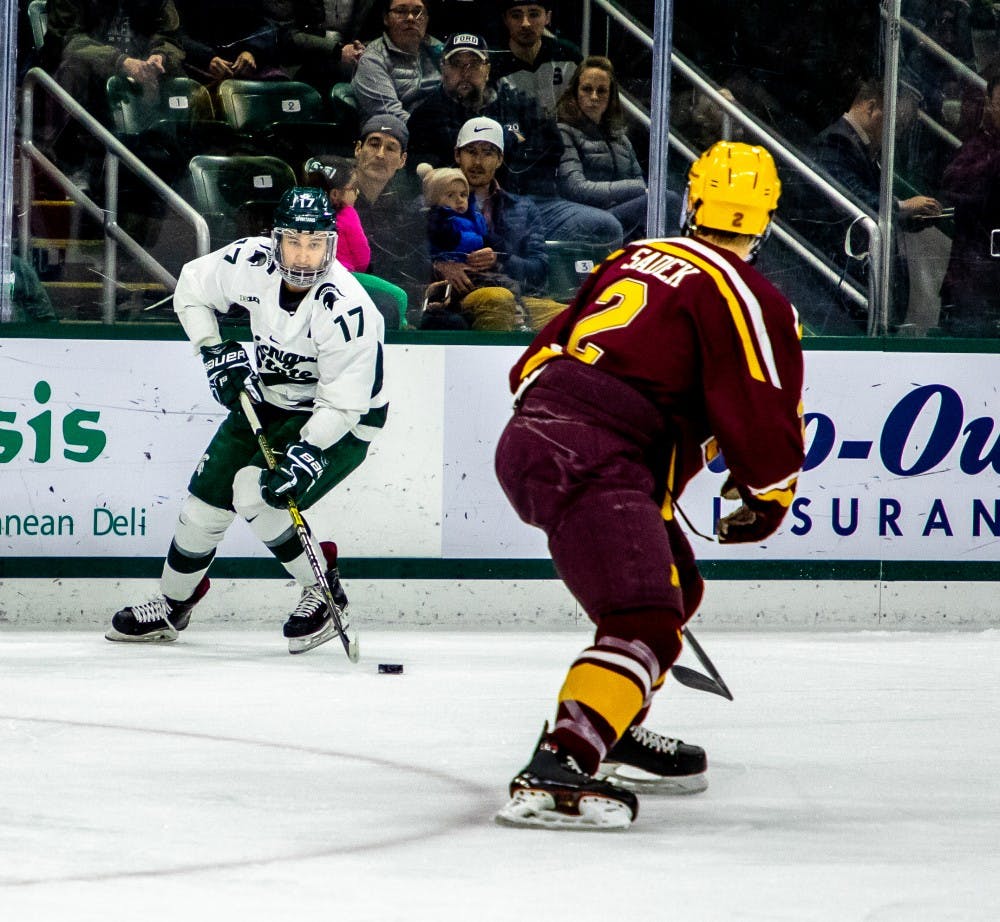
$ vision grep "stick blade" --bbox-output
[670,665,734,700]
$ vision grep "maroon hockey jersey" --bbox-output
[510,236,805,507]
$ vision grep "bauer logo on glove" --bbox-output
[260,440,328,507]
[201,340,263,408]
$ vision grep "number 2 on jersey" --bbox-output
[565,277,649,365]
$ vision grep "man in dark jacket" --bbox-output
[491,0,580,119]
[351,114,429,321]
[43,0,185,183]
[810,78,941,327]
[407,33,622,245]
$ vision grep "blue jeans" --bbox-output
[529,195,624,246]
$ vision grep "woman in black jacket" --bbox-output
[556,56,671,242]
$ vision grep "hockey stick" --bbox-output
[671,628,734,700]
[239,391,359,662]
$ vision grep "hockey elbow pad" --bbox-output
[717,477,796,544]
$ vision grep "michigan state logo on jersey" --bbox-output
[317,282,345,311]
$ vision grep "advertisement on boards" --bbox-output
[2,339,998,565]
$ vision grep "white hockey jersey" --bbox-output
[173,236,387,450]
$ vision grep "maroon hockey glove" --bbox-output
[717,475,793,544]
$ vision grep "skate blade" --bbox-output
[104,626,178,643]
[596,764,708,795]
[494,789,633,831]
[287,618,339,654]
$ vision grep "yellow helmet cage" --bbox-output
[685,141,781,237]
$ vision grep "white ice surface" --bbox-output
[1,629,998,921]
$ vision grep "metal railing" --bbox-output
[19,67,210,323]
[583,0,880,326]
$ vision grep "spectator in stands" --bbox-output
[556,56,666,242]
[417,164,493,263]
[174,0,282,83]
[304,155,371,272]
[491,1,580,119]
[423,117,561,331]
[430,0,504,46]
[814,80,942,221]
[351,114,429,319]
[266,0,368,93]
[43,0,185,185]
[939,70,1000,336]
[351,0,442,123]
[8,255,58,323]
[811,78,943,326]
[408,34,623,245]
[904,0,976,124]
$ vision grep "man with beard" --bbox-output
[407,33,622,245]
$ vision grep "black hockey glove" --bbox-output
[200,340,263,409]
[260,441,328,508]
[717,474,794,544]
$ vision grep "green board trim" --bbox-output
[1,557,997,581]
[3,322,1000,352]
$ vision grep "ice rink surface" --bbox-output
[1,627,998,921]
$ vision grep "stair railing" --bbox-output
[583,0,880,327]
[19,67,210,323]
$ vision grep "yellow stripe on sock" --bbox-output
[558,663,645,739]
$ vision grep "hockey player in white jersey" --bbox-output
[106,187,387,653]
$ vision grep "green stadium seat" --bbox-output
[353,272,409,330]
[543,239,618,302]
[187,154,296,247]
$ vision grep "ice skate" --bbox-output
[282,547,350,654]
[495,725,638,831]
[105,577,210,643]
[597,724,708,794]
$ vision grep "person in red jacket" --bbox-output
[494,140,805,831]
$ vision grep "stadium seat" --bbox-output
[187,154,296,247]
[217,80,324,133]
[353,272,409,330]
[106,76,245,181]
[107,76,216,137]
[329,83,361,145]
[216,79,355,167]
[543,240,617,301]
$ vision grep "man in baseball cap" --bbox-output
[454,115,505,152]
[359,114,409,152]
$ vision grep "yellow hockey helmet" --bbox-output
[685,141,781,237]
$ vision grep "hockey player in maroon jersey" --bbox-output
[494,141,805,830]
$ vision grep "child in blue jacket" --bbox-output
[418,165,496,262]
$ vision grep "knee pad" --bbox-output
[175,494,236,555]
[232,465,268,520]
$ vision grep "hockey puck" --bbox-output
[378,663,404,674]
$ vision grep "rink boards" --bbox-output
[1,334,998,627]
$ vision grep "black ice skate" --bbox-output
[105,577,211,643]
[495,725,638,831]
[597,724,708,794]
[282,544,350,655]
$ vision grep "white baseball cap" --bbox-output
[455,117,504,152]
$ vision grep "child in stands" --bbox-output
[304,156,371,272]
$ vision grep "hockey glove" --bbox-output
[200,340,263,409]
[717,475,794,544]
[260,440,328,508]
